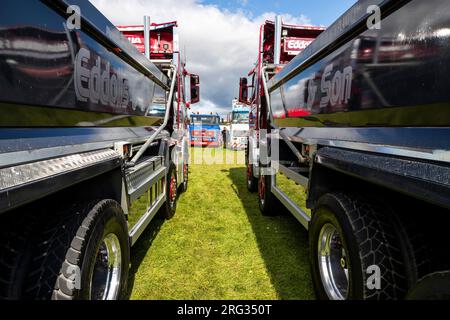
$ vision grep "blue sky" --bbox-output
[201,0,357,26]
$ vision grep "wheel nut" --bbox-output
[340,258,346,269]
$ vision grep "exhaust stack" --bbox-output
[144,16,151,59]
[274,15,283,65]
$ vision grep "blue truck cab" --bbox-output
[189,113,221,147]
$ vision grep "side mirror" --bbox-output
[239,77,248,104]
[190,74,200,104]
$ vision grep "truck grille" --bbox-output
[232,130,249,137]
[192,130,216,138]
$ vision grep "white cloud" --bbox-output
[89,0,311,117]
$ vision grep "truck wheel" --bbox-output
[309,193,407,300]
[258,173,279,216]
[246,164,258,192]
[24,200,130,300]
[395,214,431,289]
[160,162,178,220]
[0,214,36,299]
[245,146,257,192]
[180,163,189,193]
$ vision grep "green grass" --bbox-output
[276,173,311,216]
[127,148,314,300]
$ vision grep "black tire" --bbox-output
[160,162,178,220]
[406,271,450,300]
[394,214,432,289]
[24,200,130,300]
[246,164,258,193]
[245,146,257,193]
[309,192,408,300]
[180,163,189,193]
[0,214,36,300]
[258,173,279,216]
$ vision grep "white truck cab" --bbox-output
[223,100,250,150]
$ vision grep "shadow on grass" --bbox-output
[228,167,315,300]
[125,217,165,299]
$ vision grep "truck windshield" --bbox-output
[191,116,219,125]
[232,111,249,124]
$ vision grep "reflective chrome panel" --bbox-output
[0,149,120,191]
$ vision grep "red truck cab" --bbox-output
[239,18,324,193]
[240,19,325,132]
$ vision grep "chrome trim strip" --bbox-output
[0,142,115,169]
[318,139,450,163]
[0,132,168,169]
[285,134,450,164]
[0,149,120,191]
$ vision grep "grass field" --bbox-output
[127,148,314,300]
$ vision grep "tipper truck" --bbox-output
[240,1,450,300]
[0,0,199,300]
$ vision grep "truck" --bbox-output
[189,113,222,148]
[222,99,250,150]
[240,0,450,300]
[242,17,324,193]
[0,0,199,300]
[117,21,179,60]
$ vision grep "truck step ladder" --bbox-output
[125,156,167,245]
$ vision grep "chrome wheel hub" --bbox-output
[318,223,349,300]
[90,233,122,300]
